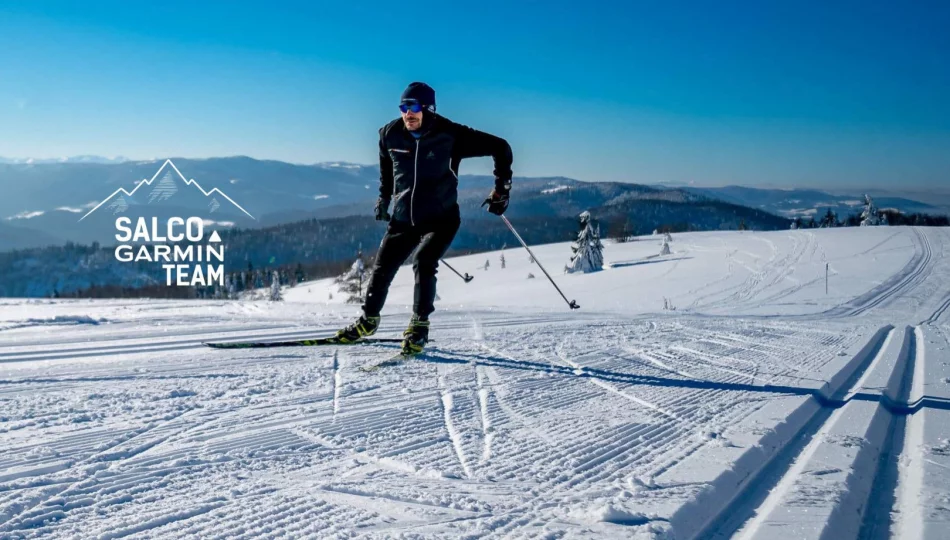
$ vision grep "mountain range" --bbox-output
[0,156,946,252]
[0,155,131,165]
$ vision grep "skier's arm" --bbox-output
[451,122,513,190]
[378,128,394,203]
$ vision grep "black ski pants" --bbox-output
[362,213,460,320]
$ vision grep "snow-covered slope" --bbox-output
[1,227,949,539]
[286,227,920,318]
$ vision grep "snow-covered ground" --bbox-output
[1,227,949,539]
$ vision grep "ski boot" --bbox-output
[335,314,380,343]
[401,315,430,355]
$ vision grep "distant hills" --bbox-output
[2,156,947,297]
[678,185,946,221]
[0,155,130,165]
[0,156,946,254]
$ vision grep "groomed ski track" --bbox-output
[1,227,949,538]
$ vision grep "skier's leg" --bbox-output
[412,215,461,320]
[362,222,421,317]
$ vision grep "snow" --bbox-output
[1,227,949,538]
[5,210,45,220]
[200,219,235,227]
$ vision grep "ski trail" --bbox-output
[668,345,761,383]
[438,373,472,478]
[626,345,700,380]
[549,338,685,424]
[476,338,686,424]
[475,366,494,464]
[895,325,928,540]
[555,339,685,424]
[480,365,558,447]
[332,350,342,419]
[731,327,897,540]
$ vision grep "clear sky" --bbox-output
[1,0,947,189]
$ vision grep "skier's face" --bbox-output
[400,101,424,131]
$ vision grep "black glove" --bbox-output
[375,198,391,221]
[482,183,511,216]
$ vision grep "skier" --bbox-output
[334,82,513,354]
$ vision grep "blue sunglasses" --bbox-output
[399,101,424,113]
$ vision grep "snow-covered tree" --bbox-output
[335,251,371,304]
[500,253,506,269]
[566,211,604,274]
[269,270,282,301]
[660,239,671,256]
[664,231,673,242]
[483,259,490,271]
[860,194,881,226]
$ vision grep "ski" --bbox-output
[204,337,405,349]
[357,351,422,372]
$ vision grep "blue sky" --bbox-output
[1,0,948,189]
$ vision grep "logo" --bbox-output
[80,159,254,288]
[426,150,436,159]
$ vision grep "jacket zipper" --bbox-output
[410,139,420,226]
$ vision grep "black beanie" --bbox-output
[400,82,436,112]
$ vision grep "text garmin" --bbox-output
[114,217,225,286]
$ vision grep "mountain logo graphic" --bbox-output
[426,151,436,159]
[78,159,255,222]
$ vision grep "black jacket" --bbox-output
[378,113,513,226]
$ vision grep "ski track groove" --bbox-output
[703,326,898,539]
[826,227,933,319]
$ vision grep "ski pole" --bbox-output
[499,215,579,310]
[440,259,474,283]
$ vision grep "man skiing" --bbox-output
[334,82,513,355]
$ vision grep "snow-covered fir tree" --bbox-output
[335,250,371,303]
[860,194,881,226]
[566,211,604,274]
[500,253,506,269]
[660,239,671,256]
[269,270,282,301]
